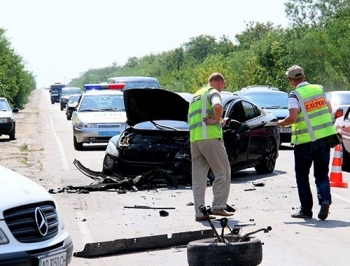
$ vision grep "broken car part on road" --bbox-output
[73,229,215,258]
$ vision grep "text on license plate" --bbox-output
[98,131,119,136]
[38,251,67,266]
[279,127,291,133]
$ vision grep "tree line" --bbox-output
[0,28,36,108]
[70,0,350,93]
[1,0,349,109]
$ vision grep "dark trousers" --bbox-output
[294,137,332,216]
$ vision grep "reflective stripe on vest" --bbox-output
[291,84,336,145]
[188,86,222,142]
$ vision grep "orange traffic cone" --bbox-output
[329,145,348,188]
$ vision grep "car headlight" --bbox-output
[76,122,98,129]
[106,141,119,157]
[0,228,9,245]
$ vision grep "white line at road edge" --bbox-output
[49,117,69,170]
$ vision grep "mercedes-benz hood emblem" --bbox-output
[35,207,48,236]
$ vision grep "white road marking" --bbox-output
[49,117,69,170]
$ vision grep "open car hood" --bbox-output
[123,88,190,126]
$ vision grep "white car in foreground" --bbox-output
[0,166,73,265]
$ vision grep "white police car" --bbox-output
[0,166,73,265]
[71,83,127,150]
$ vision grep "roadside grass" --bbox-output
[19,143,29,165]
[19,143,29,152]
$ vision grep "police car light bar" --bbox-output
[84,83,125,90]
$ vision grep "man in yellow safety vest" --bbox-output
[277,65,337,220]
[188,73,234,222]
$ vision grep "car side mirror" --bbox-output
[12,108,19,113]
[225,119,241,131]
[68,106,77,111]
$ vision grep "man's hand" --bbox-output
[203,117,217,125]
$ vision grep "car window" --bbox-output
[0,100,11,111]
[78,95,124,111]
[227,102,246,122]
[242,101,260,120]
[244,93,288,109]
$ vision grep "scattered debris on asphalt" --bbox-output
[124,205,176,210]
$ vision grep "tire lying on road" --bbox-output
[187,236,262,266]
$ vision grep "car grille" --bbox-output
[98,124,121,128]
[3,201,59,243]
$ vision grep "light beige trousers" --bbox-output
[190,138,231,217]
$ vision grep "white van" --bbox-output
[0,166,73,265]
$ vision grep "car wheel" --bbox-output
[9,126,16,140]
[73,136,83,150]
[255,137,277,174]
[187,236,262,266]
[51,101,54,104]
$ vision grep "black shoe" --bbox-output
[318,202,330,220]
[291,211,312,219]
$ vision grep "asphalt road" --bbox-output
[37,89,350,266]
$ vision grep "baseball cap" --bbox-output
[285,65,304,78]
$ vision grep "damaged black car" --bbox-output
[102,88,280,185]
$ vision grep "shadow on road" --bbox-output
[284,219,350,228]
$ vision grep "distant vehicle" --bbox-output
[71,84,127,150]
[49,83,66,104]
[106,76,161,89]
[102,88,280,180]
[234,85,290,145]
[65,94,82,120]
[0,165,73,265]
[0,97,19,140]
[59,87,82,110]
[326,90,350,122]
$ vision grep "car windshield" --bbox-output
[78,95,124,111]
[123,81,160,89]
[61,88,81,96]
[245,93,288,109]
[68,95,80,103]
[331,94,350,105]
[0,100,11,111]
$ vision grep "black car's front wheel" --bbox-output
[255,137,277,174]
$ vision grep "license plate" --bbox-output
[98,131,119,136]
[279,127,291,133]
[0,118,8,123]
[38,251,67,266]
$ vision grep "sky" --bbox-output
[0,0,289,88]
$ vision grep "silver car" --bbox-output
[71,89,127,150]
[326,90,350,122]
